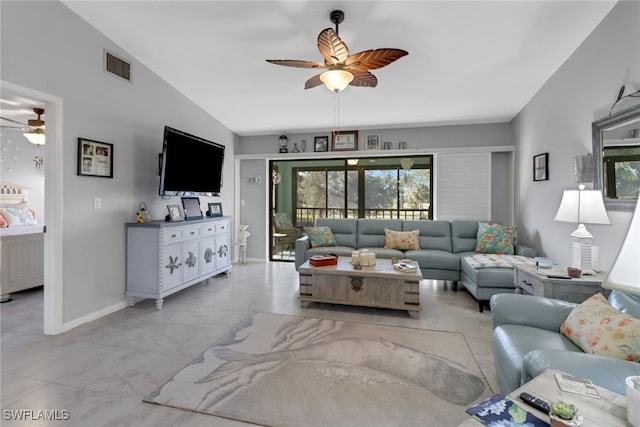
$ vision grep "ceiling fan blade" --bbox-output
[266,59,326,69]
[0,116,28,127]
[0,125,26,130]
[304,74,324,90]
[345,48,408,70]
[348,70,378,88]
[317,28,349,65]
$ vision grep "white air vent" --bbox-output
[104,50,131,81]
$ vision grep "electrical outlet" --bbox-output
[93,197,102,210]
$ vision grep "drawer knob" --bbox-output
[171,234,176,238]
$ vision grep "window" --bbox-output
[292,156,432,226]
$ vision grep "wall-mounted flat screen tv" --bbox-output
[159,126,225,196]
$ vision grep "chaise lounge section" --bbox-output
[295,218,536,311]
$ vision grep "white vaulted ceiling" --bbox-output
[61,1,617,136]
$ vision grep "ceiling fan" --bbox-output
[0,107,46,145]
[266,10,408,92]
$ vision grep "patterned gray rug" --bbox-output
[145,313,490,426]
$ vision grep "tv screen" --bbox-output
[159,126,225,196]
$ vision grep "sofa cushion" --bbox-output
[451,220,479,253]
[475,222,515,255]
[362,248,405,259]
[358,219,402,248]
[384,228,420,250]
[560,293,640,362]
[315,218,357,248]
[304,226,337,248]
[402,220,452,252]
[405,249,460,271]
[306,246,354,258]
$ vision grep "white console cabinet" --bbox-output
[126,217,231,309]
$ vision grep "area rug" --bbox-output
[145,313,491,426]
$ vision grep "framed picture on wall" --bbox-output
[533,153,549,181]
[77,138,113,178]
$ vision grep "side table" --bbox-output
[458,369,627,426]
[514,263,607,303]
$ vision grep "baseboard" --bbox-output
[61,300,128,332]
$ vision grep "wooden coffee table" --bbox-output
[298,257,422,318]
[459,369,628,426]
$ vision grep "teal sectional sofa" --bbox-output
[295,218,536,311]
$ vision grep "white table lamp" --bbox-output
[603,197,640,294]
[554,185,610,274]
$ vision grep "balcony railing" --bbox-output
[295,207,431,227]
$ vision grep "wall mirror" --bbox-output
[592,104,640,211]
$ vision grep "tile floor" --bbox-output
[1,261,498,426]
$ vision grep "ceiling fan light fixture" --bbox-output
[320,69,354,92]
[24,128,45,145]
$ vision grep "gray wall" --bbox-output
[1,1,236,323]
[512,1,639,271]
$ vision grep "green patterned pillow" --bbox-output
[304,226,337,248]
[475,222,515,255]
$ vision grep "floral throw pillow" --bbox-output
[384,229,420,250]
[560,293,640,362]
[0,205,37,226]
[475,222,515,255]
[304,226,337,248]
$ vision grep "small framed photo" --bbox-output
[331,130,358,151]
[533,153,549,181]
[167,204,184,222]
[181,197,203,220]
[314,136,329,152]
[77,138,113,178]
[208,202,223,217]
[366,134,381,150]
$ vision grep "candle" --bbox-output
[351,251,360,265]
[361,252,370,266]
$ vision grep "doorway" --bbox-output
[1,81,64,334]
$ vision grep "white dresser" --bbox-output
[126,216,231,308]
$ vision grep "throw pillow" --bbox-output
[475,222,515,255]
[384,229,420,250]
[0,205,37,226]
[304,226,337,248]
[0,214,6,228]
[560,293,640,362]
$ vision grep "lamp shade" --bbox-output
[604,197,640,294]
[24,130,45,145]
[320,69,354,92]
[554,188,611,225]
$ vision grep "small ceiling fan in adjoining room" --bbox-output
[266,10,408,92]
[0,107,46,145]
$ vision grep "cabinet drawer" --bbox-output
[202,223,217,236]
[182,226,201,240]
[163,229,182,244]
[217,220,229,232]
